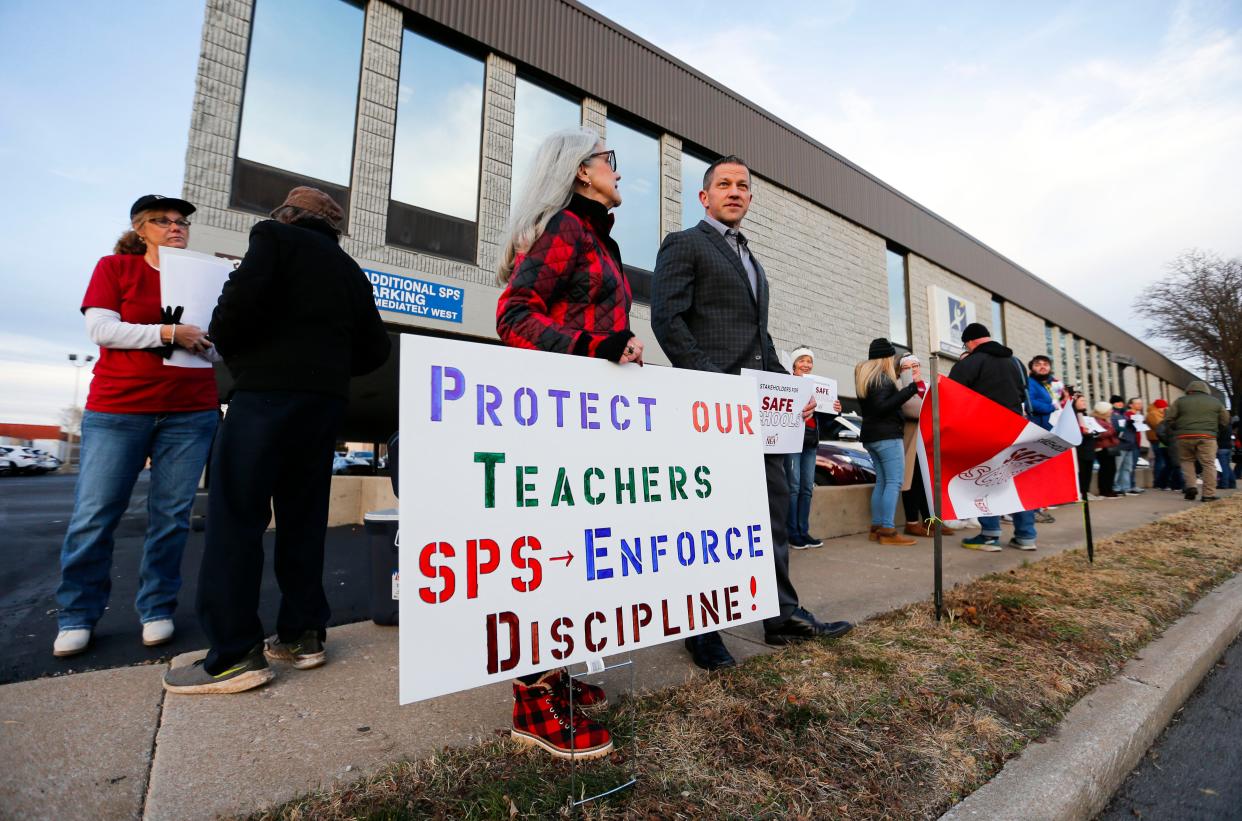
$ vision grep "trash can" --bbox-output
[363,507,399,626]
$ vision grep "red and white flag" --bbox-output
[916,376,1081,520]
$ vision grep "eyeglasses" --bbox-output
[146,217,191,228]
[586,150,617,171]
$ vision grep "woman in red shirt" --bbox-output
[494,128,642,761]
[54,196,221,658]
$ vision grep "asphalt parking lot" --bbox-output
[0,471,373,685]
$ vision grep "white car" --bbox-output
[0,446,46,475]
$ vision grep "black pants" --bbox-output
[197,390,346,673]
[1095,451,1117,497]
[901,455,930,524]
[1076,440,1096,498]
[763,453,799,627]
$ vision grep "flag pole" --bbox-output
[930,354,944,621]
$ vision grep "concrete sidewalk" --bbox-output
[0,489,1227,820]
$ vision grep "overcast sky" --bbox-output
[1,0,1239,425]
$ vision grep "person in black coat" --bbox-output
[855,339,919,545]
[948,322,1038,552]
[652,154,852,671]
[165,187,391,695]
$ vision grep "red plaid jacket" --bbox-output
[496,194,631,356]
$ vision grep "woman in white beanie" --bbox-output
[784,347,840,548]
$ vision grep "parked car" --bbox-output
[1,446,50,475]
[815,441,876,486]
[0,446,20,476]
[333,451,375,475]
[28,448,62,473]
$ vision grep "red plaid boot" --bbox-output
[511,676,613,760]
[545,669,608,711]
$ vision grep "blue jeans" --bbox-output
[1114,449,1138,492]
[1153,446,1182,489]
[979,510,1037,543]
[57,409,218,630]
[1219,448,1237,489]
[784,445,816,542]
[863,438,905,528]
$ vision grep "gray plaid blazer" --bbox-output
[651,220,785,376]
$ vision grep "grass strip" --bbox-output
[250,497,1242,820]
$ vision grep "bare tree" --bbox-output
[1135,250,1242,411]
[60,405,83,437]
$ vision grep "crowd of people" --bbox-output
[52,127,1237,761]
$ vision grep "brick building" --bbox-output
[182,0,1199,439]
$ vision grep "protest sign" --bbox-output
[740,368,813,454]
[398,337,778,704]
[805,375,838,414]
[158,246,233,368]
[916,376,1080,519]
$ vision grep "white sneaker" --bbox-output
[53,628,91,657]
[1007,538,1038,551]
[142,619,175,647]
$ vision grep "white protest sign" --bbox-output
[740,368,814,454]
[1083,416,1106,434]
[805,375,838,414]
[1133,415,1150,432]
[158,246,233,368]
[398,337,778,704]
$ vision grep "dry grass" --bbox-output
[249,497,1242,820]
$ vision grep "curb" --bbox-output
[940,572,1242,821]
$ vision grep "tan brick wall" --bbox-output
[743,179,888,389]
[1002,302,1045,365]
[582,97,607,136]
[182,0,258,235]
[907,254,992,370]
[659,134,682,240]
[343,0,401,256]
[477,54,517,277]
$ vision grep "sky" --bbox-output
[1,1,1239,425]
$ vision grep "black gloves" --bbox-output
[592,330,636,362]
[154,305,185,359]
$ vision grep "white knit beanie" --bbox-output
[790,346,814,364]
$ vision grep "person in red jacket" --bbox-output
[494,128,642,760]
[55,195,220,658]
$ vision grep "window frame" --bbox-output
[231,0,365,227]
[885,244,912,351]
[602,113,663,291]
[385,22,488,263]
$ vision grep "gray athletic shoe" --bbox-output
[264,631,326,670]
[163,644,273,695]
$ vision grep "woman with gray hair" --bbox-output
[495,127,641,760]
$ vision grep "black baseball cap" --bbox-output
[130,194,196,219]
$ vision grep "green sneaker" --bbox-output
[263,631,326,670]
[163,644,274,694]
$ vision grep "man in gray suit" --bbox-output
[652,155,853,671]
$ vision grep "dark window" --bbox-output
[387,29,484,261]
[885,247,910,349]
[991,297,1005,345]
[386,202,477,263]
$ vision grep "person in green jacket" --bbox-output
[1164,380,1230,501]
